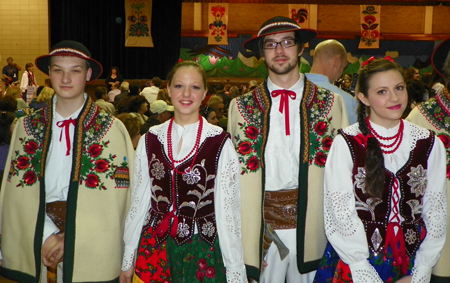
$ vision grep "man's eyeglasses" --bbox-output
[262,39,297,50]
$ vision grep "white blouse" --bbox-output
[324,120,447,283]
[121,117,248,283]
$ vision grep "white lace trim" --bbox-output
[411,266,431,283]
[325,191,359,237]
[423,191,447,240]
[349,261,383,283]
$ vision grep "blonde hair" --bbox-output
[36,87,55,103]
[5,86,22,99]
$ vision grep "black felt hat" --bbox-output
[243,16,317,52]
[35,40,103,81]
[431,38,450,79]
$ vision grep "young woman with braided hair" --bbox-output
[314,58,447,283]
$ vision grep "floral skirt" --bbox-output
[313,242,415,283]
[133,227,227,283]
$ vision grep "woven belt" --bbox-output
[264,189,298,229]
[46,201,67,233]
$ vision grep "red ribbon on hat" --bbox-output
[271,89,296,135]
[361,56,395,68]
[56,118,76,156]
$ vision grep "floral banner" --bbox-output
[289,5,314,47]
[125,0,154,47]
[208,4,228,45]
[358,5,380,49]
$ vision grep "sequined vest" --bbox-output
[340,129,435,257]
[144,130,229,246]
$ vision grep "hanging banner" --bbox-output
[358,5,381,49]
[125,0,154,47]
[208,4,228,45]
[289,5,314,48]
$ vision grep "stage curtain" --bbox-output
[49,0,182,80]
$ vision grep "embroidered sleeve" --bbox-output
[121,135,152,271]
[324,135,378,282]
[215,139,248,283]
[412,136,447,282]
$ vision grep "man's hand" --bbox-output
[120,267,134,283]
[396,275,412,283]
[42,233,64,267]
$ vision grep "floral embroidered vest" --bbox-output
[144,130,229,246]
[340,129,434,257]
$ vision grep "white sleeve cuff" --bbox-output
[348,259,383,283]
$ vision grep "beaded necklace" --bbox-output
[366,117,404,154]
[167,115,203,174]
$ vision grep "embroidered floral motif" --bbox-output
[179,160,214,212]
[355,167,367,193]
[202,221,216,237]
[406,199,423,220]
[404,229,417,245]
[234,121,262,175]
[309,117,335,167]
[437,133,450,180]
[407,165,427,197]
[150,157,165,180]
[183,167,201,184]
[9,137,43,187]
[177,222,190,238]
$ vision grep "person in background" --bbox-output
[108,81,121,103]
[140,99,174,135]
[105,66,124,92]
[94,86,115,114]
[156,88,172,105]
[20,62,38,104]
[207,95,226,131]
[306,39,358,124]
[114,81,130,107]
[120,60,247,283]
[227,16,348,283]
[5,86,29,117]
[140,76,161,104]
[116,113,142,149]
[127,95,149,125]
[2,57,21,88]
[29,86,54,111]
[406,37,450,282]
[0,40,135,283]
[201,106,219,126]
[116,81,140,115]
[405,67,420,82]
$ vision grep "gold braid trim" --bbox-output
[301,80,313,163]
[259,81,272,169]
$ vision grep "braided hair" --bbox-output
[355,58,404,198]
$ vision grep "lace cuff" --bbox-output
[348,260,383,283]
[411,265,432,283]
[121,245,135,271]
[225,261,248,283]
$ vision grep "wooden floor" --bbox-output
[0,275,16,283]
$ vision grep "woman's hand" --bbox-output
[120,267,134,283]
[396,275,412,283]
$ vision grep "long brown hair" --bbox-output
[356,58,404,198]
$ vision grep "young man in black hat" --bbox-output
[406,38,450,282]
[227,16,349,282]
[0,40,135,283]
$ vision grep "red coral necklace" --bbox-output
[366,117,404,154]
[167,115,203,174]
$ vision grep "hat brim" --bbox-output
[35,52,103,81]
[431,38,450,79]
[243,28,317,52]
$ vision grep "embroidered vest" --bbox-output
[144,130,229,246]
[341,129,434,257]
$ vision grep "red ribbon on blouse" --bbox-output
[56,118,76,156]
[271,89,296,135]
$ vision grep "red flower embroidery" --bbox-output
[17,156,30,170]
[314,122,327,136]
[24,140,38,155]
[198,258,207,270]
[24,170,37,185]
[438,134,450,148]
[88,144,102,158]
[322,136,333,151]
[205,267,216,278]
[86,173,100,188]
[196,270,205,282]
[314,152,327,167]
[238,141,252,155]
[95,159,109,173]
[447,164,450,180]
[247,156,260,171]
[245,126,259,140]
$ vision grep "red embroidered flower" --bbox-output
[238,141,252,155]
[198,258,207,270]
[438,134,450,148]
[247,156,260,171]
[88,144,102,158]
[86,173,100,188]
[205,267,216,278]
[447,164,450,180]
[314,152,327,167]
[24,170,37,185]
[314,122,327,136]
[322,136,333,151]
[245,126,259,140]
[24,140,38,155]
[17,156,30,170]
[196,270,205,282]
[95,159,109,173]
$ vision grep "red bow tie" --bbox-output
[271,89,296,135]
[56,118,76,156]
